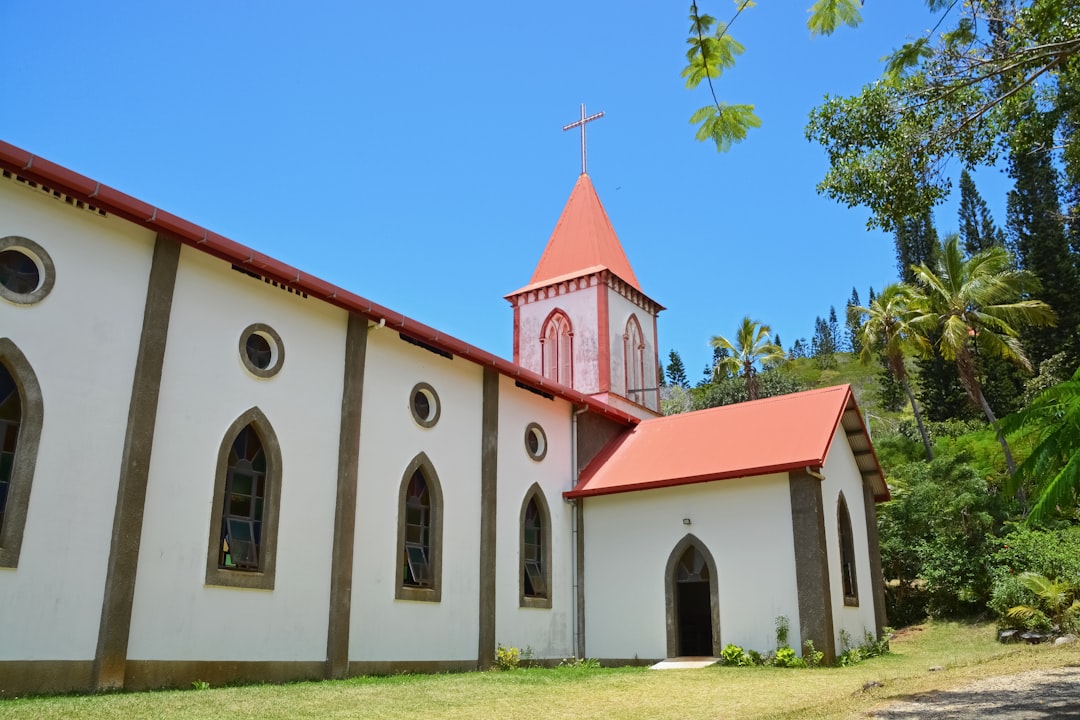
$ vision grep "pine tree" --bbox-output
[845,287,863,356]
[666,350,690,389]
[894,211,939,282]
[828,306,844,353]
[958,169,1005,256]
[811,316,837,369]
[1006,118,1080,368]
[789,338,808,359]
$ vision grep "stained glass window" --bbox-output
[0,363,21,532]
[219,425,267,571]
[403,470,432,587]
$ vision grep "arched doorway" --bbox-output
[664,535,721,658]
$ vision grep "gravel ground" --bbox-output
[868,666,1080,719]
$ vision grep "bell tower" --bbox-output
[505,166,663,420]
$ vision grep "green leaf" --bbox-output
[807,0,863,37]
[690,103,761,152]
[884,39,934,84]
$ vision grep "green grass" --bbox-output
[4,622,1080,719]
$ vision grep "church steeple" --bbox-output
[528,173,642,292]
[507,173,663,420]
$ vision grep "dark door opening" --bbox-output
[676,579,713,656]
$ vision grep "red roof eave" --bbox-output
[563,458,827,499]
[0,141,640,428]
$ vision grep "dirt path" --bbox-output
[868,666,1080,718]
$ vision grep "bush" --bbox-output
[494,644,521,670]
[720,643,751,667]
[772,647,804,668]
[988,526,1080,630]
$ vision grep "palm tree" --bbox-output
[910,235,1056,475]
[710,317,785,401]
[1001,365,1080,523]
[850,283,934,461]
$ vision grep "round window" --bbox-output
[239,324,284,378]
[0,237,55,305]
[410,382,440,428]
[525,423,547,461]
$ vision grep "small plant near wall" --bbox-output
[720,643,752,666]
[802,640,824,668]
[191,680,210,691]
[494,644,521,670]
[837,628,892,666]
[558,656,600,670]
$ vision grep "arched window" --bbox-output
[520,484,552,608]
[205,408,282,589]
[838,492,859,606]
[396,452,443,602]
[624,315,645,404]
[0,363,22,536]
[540,311,573,386]
[0,338,42,568]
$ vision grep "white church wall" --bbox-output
[605,288,658,412]
[583,475,800,660]
[126,245,346,661]
[0,180,155,660]
[350,327,485,662]
[821,427,880,648]
[514,283,601,393]
[494,375,575,659]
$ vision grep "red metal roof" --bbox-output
[527,173,642,292]
[565,385,889,501]
[0,140,642,427]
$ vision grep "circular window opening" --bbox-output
[239,324,284,378]
[0,237,55,306]
[0,250,40,294]
[525,423,547,461]
[410,382,440,428]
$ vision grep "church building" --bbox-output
[0,137,888,695]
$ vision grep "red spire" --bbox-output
[529,174,641,291]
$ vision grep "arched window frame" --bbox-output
[396,452,444,602]
[663,533,722,658]
[837,492,859,606]
[539,310,573,386]
[519,483,552,609]
[205,407,283,590]
[0,338,43,568]
[623,315,646,404]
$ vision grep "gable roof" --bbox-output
[520,173,642,293]
[0,139,642,426]
[566,385,889,501]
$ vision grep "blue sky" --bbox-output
[2,2,1012,380]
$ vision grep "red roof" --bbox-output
[566,385,889,501]
[0,140,642,426]
[526,173,641,292]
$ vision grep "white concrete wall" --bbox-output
[127,246,347,661]
[493,375,574,658]
[605,289,658,412]
[514,282,601,394]
[0,179,155,660]
[349,327,484,662]
[821,427,880,648]
[582,475,800,660]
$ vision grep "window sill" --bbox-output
[843,596,859,607]
[396,585,441,603]
[520,596,552,610]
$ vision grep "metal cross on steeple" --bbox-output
[562,103,604,175]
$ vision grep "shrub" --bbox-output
[772,647,804,668]
[802,640,824,668]
[558,657,600,670]
[720,643,751,667]
[494,644,521,670]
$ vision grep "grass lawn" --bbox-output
[4,622,1080,719]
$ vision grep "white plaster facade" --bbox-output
[582,475,801,660]
[0,148,886,694]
